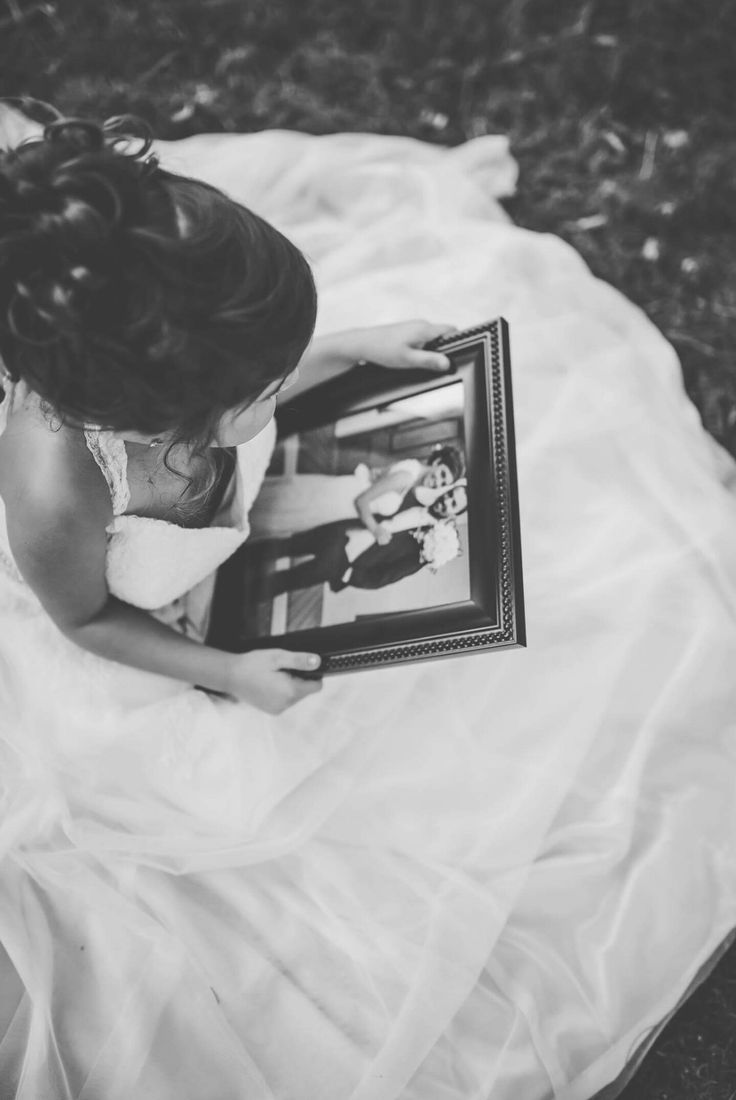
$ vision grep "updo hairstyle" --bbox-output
[0,112,317,444]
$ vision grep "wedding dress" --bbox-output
[247,459,429,540]
[1,107,736,1100]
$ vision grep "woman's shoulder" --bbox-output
[387,457,425,479]
[0,393,110,523]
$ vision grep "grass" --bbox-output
[2,1,736,1095]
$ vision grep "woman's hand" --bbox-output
[355,320,458,372]
[223,649,323,714]
[287,321,458,403]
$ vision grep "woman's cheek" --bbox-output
[217,399,276,446]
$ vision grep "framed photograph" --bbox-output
[207,317,525,673]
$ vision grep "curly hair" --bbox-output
[0,111,317,522]
[0,114,317,433]
[427,444,465,482]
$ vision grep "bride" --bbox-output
[247,444,466,542]
[1,102,736,1100]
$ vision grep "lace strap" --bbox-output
[0,375,20,435]
[0,389,11,436]
[83,429,131,515]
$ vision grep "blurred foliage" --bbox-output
[2,0,736,1095]
[6,0,732,449]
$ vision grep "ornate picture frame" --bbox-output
[207,318,525,673]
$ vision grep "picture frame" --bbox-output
[207,317,525,673]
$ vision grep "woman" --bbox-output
[247,442,465,541]
[0,103,736,1100]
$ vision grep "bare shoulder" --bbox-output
[0,396,111,526]
[0,395,112,628]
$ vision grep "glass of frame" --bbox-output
[207,318,525,673]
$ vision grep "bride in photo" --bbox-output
[247,442,466,542]
[0,100,735,1100]
[260,481,467,597]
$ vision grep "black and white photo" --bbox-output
[209,320,525,672]
[2,5,736,1099]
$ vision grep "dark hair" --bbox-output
[428,444,465,482]
[0,111,317,521]
[428,481,467,520]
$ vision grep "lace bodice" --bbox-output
[83,429,132,514]
[0,383,276,611]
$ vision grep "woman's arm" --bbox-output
[1,432,320,713]
[385,507,433,534]
[59,598,321,714]
[353,469,417,535]
[284,320,456,403]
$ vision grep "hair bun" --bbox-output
[44,117,105,152]
[0,114,165,351]
[0,108,317,445]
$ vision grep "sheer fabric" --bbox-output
[1,107,736,1099]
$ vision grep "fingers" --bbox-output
[278,669,323,712]
[291,677,323,699]
[273,649,322,673]
[405,347,452,372]
[261,674,323,714]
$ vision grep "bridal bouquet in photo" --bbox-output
[414,520,461,572]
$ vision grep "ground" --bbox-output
[2,0,736,1095]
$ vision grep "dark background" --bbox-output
[3,1,735,1096]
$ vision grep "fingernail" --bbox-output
[309,655,320,668]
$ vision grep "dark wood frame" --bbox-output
[208,317,525,673]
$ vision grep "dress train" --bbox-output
[0,107,735,1099]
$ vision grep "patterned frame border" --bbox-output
[325,318,524,672]
[209,317,525,672]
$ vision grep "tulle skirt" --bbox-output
[1,116,736,1099]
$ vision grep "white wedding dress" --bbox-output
[248,460,428,540]
[2,108,736,1100]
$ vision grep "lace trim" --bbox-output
[0,377,18,435]
[83,429,131,516]
[0,385,131,517]
[0,543,24,585]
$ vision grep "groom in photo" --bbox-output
[263,517,433,596]
[262,482,467,597]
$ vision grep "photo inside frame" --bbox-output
[239,379,470,639]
